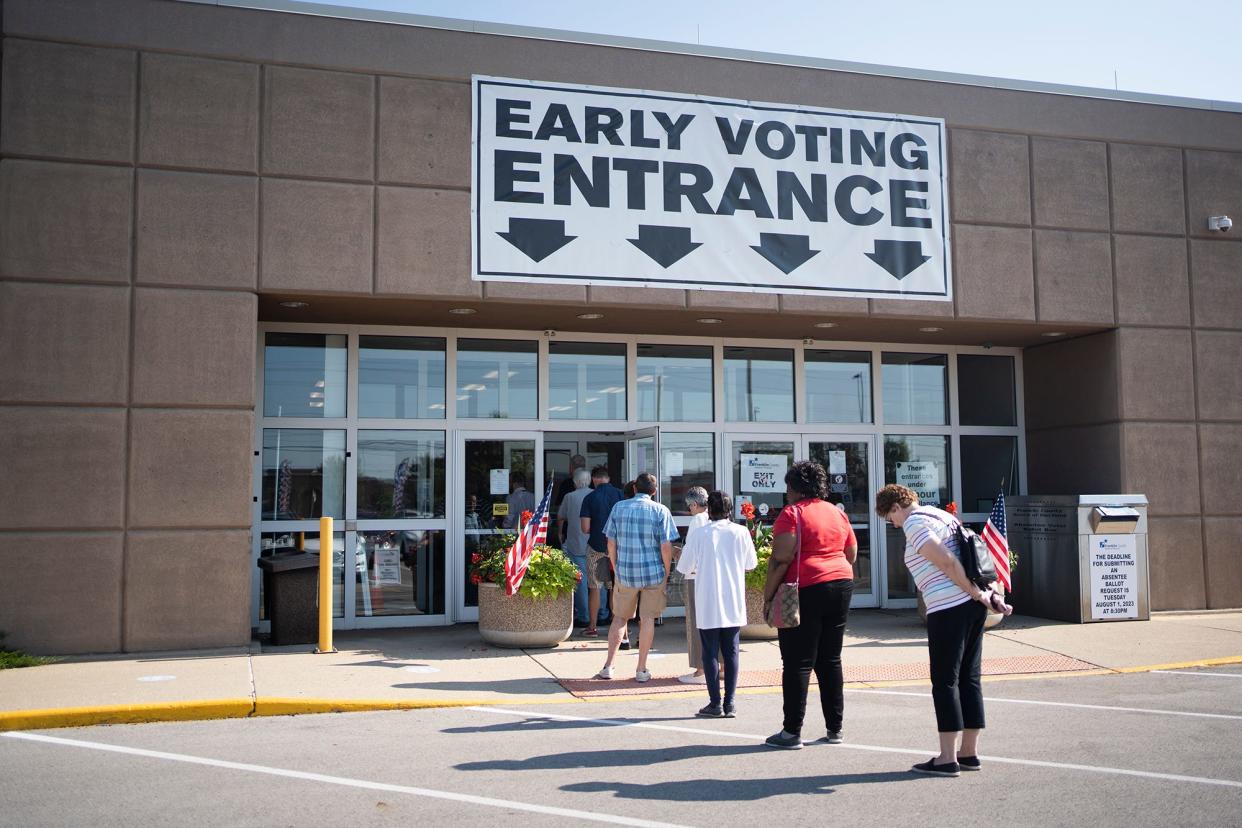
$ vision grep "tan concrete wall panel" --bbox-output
[870,298,955,319]
[1031,137,1110,231]
[1189,240,1242,329]
[262,66,374,181]
[1194,331,1242,421]
[1200,424,1242,516]
[127,409,253,528]
[1034,230,1113,324]
[1110,144,1185,235]
[260,179,373,294]
[139,53,259,172]
[123,529,251,650]
[1023,331,1119,430]
[131,288,257,407]
[1203,517,1242,609]
[1117,328,1195,421]
[0,532,123,654]
[1,39,135,163]
[378,76,469,188]
[136,170,258,289]
[686,290,779,312]
[587,285,686,308]
[1146,517,1206,611]
[952,225,1034,320]
[0,407,127,529]
[0,282,129,404]
[375,186,477,298]
[483,281,586,304]
[1185,150,1242,240]
[1122,422,1201,516]
[1114,235,1191,327]
[779,295,869,316]
[0,160,133,283]
[949,130,1030,226]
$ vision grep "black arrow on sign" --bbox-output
[750,233,819,274]
[628,224,702,268]
[866,240,931,280]
[497,218,576,262]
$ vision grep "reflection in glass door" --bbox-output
[808,439,877,607]
[458,434,539,620]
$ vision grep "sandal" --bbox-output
[582,627,599,637]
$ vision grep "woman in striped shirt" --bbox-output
[875,483,995,778]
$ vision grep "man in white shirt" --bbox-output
[676,490,757,718]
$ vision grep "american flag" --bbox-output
[504,476,555,595]
[982,491,1011,592]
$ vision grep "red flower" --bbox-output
[945,501,958,515]
[471,553,482,564]
[470,574,482,585]
[740,501,756,520]
[520,510,533,524]
[574,571,582,582]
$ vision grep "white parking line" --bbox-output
[468,706,1242,790]
[1,731,689,828]
[846,688,1242,721]
[1152,670,1242,679]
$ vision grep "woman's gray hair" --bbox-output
[573,467,591,488]
[683,486,709,508]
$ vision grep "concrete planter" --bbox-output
[741,584,779,640]
[476,583,573,649]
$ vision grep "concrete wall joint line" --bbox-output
[0,152,133,169]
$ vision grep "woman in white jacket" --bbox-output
[676,490,757,718]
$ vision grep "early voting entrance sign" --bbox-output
[473,76,950,300]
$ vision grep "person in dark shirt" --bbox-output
[579,465,623,635]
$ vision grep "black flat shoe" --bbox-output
[958,755,981,771]
[912,758,960,777]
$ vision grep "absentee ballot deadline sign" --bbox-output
[472,75,951,300]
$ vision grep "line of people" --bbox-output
[567,456,1003,778]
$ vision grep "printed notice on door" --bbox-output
[1089,534,1139,620]
[741,454,787,493]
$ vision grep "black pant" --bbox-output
[776,578,852,736]
[926,598,987,732]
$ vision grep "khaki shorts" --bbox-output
[612,583,667,620]
[586,549,613,589]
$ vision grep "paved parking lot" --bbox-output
[3,664,1241,826]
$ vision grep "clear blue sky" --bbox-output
[290,0,1239,103]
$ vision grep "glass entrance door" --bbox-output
[455,431,541,622]
[807,438,878,607]
[726,437,797,526]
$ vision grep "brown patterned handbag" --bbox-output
[764,504,802,629]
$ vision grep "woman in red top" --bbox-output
[762,460,857,749]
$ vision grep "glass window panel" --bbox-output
[456,339,538,419]
[724,346,794,422]
[357,430,446,519]
[660,433,715,516]
[731,440,796,525]
[884,434,952,508]
[885,524,917,601]
[258,531,344,619]
[358,336,445,419]
[263,333,346,418]
[957,354,1017,426]
[882,353,948,425]
[806,350,872,423]
[355,530,446,617]
[637,344,713,422]
[261,429,346,520]
[548,342,626,420]
[960,435,1020,514]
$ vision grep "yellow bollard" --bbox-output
[317,516,336,653]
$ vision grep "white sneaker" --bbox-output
[593,665,613,680]
[678,673,707,685]
[635,669,652,682]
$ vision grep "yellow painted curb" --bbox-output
[1112,654,1242,673]
[0,699,254,732]
[254,698,489,716]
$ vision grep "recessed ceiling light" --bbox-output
[448,307,477,315]
[919,326,943,333]
[577,312,604,320]
[696,317,723,324]
[279,300,309,309]
[814,322,838,329]
[1042,331,1066,337]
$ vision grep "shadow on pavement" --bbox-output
[458,743,769,771]
[443,715,700,735]
[562,770,915,800]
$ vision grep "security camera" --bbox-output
[1208,215,1232,232]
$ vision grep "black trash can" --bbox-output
[258,552,320,646]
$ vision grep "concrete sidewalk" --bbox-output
[3,609,1241,731]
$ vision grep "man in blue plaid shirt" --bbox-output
[594,473,679,683]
